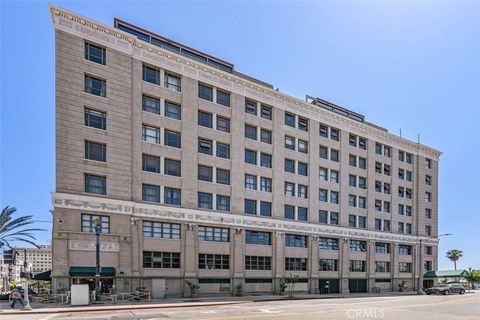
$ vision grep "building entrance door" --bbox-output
[349,279,368,293]
[151,279,166,298]
[318,279,340,294]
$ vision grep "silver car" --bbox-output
[426,284,466,295]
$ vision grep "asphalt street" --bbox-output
[2,293,480,320]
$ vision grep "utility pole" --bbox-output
[22,249,32,310]
[94,218,102,302]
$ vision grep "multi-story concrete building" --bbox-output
[49,5,441,297]
[1,246,52,284]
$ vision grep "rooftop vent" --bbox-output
[306,95,365,123]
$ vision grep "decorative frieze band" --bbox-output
[53,193,439,246]
[49,4,441,159]
[68,239,119,252]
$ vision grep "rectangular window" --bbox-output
[399,245,412,255]
[330,128,339,141]
[330,191,339,204]
[216,143,230,159]
[216,116,230,133]
[358,196,366,209]
[319,189,328,202]
[319,237,339,250]
[349,154,357,167]
[319,259,338,271]
[285,136,295,150]
[298,117,308,131]
[85,141,106,162]
[384,146,391,158]
[198,138,213,155]
[319,124,328,137]
[198,111,213,128]
[164,101,181,120]
[142,95,161,114]
[349,215,357,227]
[285,112,295,127]
[216,195,230,212]
[285,159,295,173]
[399,262,412,273]
[164,72,181,91]
[84,75,106,97]
[349,134,357,147]
[84,42,106,65]
[245,230,271,245]
[85,108,106,130]
[260,104,272,120]
[142,184,160,203]
[164,187,181,205]
[81,214,109,233]
[164,130,181,148]
[375,243,390,254]
[349,195,357,207]
[285,182,295,196]
[359,157,367,169]
[375,261,390,273]
[359,138,367,150]
[350,260,366,272]
[359,177,367,189]
[142,154,160,173]
[375,218,382,231]
[245,174,257,190]
[198,192,213,209]
[319,167,328,181]
[143,251,180,269]
[425,175,432,185]
[358,216,366,228]
[330,212,339,225]
[298,162,308,176]
[426,158,432,168]
[198,254,229,269]
[425,208,432,219]
[298,140,308,153]
[330,149,339,162]
[349,175,357,187]
[198,226,229,242]
[260,201,272,217]
[425,192,432,203]
[349,240,367,252]
[260,177,272,192]
[375,143,382,155]
[198,165,213,182]
[285,234,308,248]
[297,207,308,221]
[260,129,272,144]
[142,65,160,85]
[245,124,257,140]
[216,168,230,185]
[245,100,257,115]
[84,174,106,195]
[245,256,271,270]
[285,258,307,271]
[319,210,328,224]
[244,199,257,215]
[425,225,432,236]
[284,205,295,220]
[216,90,230,107]
[164,158,181,177]
[142,221,181,239]
[319,146,328,159]
[142,125,160,144]
[424,246,432,255]
[260,153,272,168]
[198,84,213,101]
[245,149,257,165]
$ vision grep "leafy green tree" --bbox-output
[465,268,480,292]
[0,206,44,248]
[445,249,463,270]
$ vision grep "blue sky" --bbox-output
[1,1,479,270]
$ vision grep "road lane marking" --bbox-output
[39,314,59,320]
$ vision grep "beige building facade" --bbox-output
[50,5,441,297]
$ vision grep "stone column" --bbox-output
[309,236,319,293]
[367,240,376,292]
[273,232,285,294]
[340,238,350,294]
[232,228,244,293]
[183,223,198,297]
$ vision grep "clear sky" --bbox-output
[1,1,479,270]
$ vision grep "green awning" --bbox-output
[32,270,51,281]
[69,266,116,277]
[424,269,469,279]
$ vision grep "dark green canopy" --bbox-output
[423,269,469,279]
[32,270,51,281]
[69,266,116,277]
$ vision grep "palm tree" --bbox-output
[446,249,463,270]
[0,206,45,249]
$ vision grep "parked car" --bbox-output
[426,284,465,295]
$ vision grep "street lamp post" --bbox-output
[94,218,102,302]
[22,249,32,310]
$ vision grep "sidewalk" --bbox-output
[0,291,417,315]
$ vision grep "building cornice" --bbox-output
[49,4,441,159]
[52,192,439,246]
